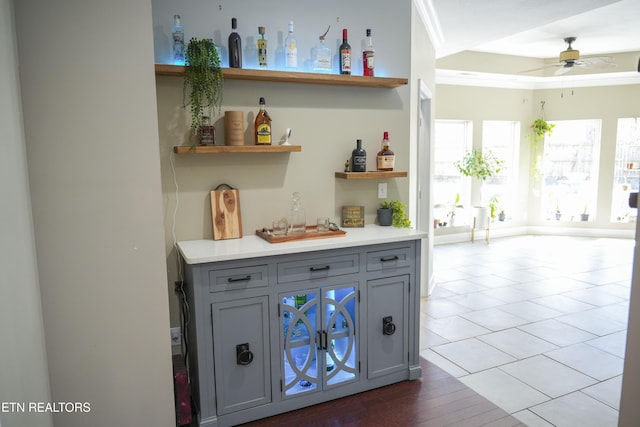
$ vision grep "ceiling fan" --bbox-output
[522,37,617,75]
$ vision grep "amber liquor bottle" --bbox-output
[254,97,272,145]
[376,132,395,171]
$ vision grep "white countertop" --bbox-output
[177,225,428,264]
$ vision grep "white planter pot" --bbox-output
[472,206,490,230]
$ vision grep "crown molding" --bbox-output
[436,69,640,89]
[414,0,444,50]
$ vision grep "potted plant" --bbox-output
[488,195,500,220]
[555,204,562,220]
[183,38,224,138]
[454,148,504,181]
[581,205,589,221]
[447,193,464,226]
[528,101,555,180]
[378,200,411,228]
[498,210,506,221]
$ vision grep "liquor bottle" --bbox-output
[363,29,375,76]
[172,14,185,66]
[228,18,242,68]
[351,139,366,172]
[257,26,268,69]
[312,28,332,73]
[284,21,297,70]
[198,116,215,145]
[377,131,395,171]
[254,97,272,145]
[339,28,352,75]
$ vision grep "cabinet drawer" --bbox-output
[207,265,269,293]
[366,246,412,272]
[277,254,359,284]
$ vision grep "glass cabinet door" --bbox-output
[324,285,358,388]
[281,283,358,398]
[282,291,319,397]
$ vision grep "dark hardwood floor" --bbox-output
[240,358,526,427]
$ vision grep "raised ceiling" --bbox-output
[429,0,640,59]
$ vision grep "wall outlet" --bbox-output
[378,183,387,199]
[170,327,181,346]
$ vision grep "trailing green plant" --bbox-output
[454,148,504,181]
[183,38,223,137]
[380,200,412,228]
[530,118,555,142]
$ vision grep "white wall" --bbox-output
[0,0,52,426]
[13,0,175,425]
[152,0,418,325]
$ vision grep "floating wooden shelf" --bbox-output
[335,171,408,180]
[173,145,301,154]
[155,64,408,89]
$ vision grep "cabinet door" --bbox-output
[211,296,271,415]
[280,289,320,398]
[324,284,359,389]
[280,282,359,398]
[367,275,409,379]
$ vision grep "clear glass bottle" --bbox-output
[351,139,367,172]
[313,27,332,73]
[363,29,375,76]
[376,131,395,171]
[285,21,297,70]
[289,192,306,234]
[257,26,268,69]
[254,97,272,145]
[228,18,242,68]
[172,14,185,66]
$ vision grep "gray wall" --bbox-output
[13,0,175,425]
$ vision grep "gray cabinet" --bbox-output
[182,239,422,427]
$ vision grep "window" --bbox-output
[611,118,640,223]
[541,120,601,221]
[433,120,472,226]
[482,121,520,220]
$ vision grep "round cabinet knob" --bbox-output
[236,343,254,365]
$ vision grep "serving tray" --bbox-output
[256,226,346,243]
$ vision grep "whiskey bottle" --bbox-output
[362,29,375,76]
[351,139,366,172]
[339,28,352,75]
[198,116,215,145]
[257,26,268,69]
[376,131,395,171]
[254,97,272,145]
[228,18,242,68]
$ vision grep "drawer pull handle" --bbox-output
[228,275,252,283]
[382,316,396,336]
[236,343,254,366]
[309,265,330,272]
[380,255,400,262]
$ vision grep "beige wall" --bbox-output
[0,0,52,426]
[154,0,419,325]
[435,80,640,235]
[14,0,175,425]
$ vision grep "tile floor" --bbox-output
[420,235,634,427]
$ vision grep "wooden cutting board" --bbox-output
[210,186,243,240]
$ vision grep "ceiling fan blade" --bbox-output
[577,56,617,69]
[554,64,574,75]
[519,63,562,74]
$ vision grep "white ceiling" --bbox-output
[430,0,640,60]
